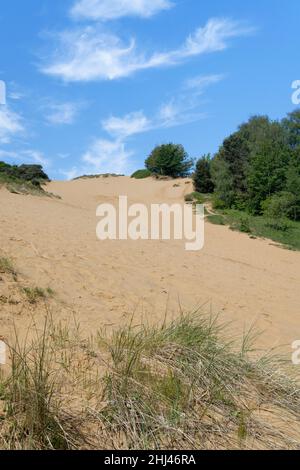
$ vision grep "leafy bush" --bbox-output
[212,194,228,210]
[193,155,214,193]
[0,161,49,183]
[184,192,205,204]
[131,169,152,179]
[265,218,291,232]
[145,144,194,178]
[262,192,296,220]
[230,214,252,234]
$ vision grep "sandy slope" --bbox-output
[0,176,299,352]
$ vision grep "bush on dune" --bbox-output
[0,162,49,184]
[131,169,152,179]
[0,161,54,196]
[145,144,194,178]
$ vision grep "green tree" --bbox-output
[211,157,235,209]
[282,109,300,150]
[246,127,290,213]
[212,116,292,213]
[284,149,300,220]
[145,144,194,178]
[193,155,214,193]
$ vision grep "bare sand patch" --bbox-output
[0,176,299,353]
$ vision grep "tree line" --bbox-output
[133,109,300,222]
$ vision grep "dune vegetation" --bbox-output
[0,256,299,450]
[0,307,300,450]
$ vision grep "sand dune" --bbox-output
[0,176,299,351]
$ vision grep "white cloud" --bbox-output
[60,167,81,180]
[0,106,24,144]
[21,150,50,168]
[8,92,24,101]
[42,18,252,82]
[71,0,173,21]
[185,74,224,91]
[0,149,18,160]
[82,138,132,173]
[101,73,222,140]
[69,73,221,178]
[0,148,51,171]
[102,111,150,139]
[45,102,79,125]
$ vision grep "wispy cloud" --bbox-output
[42,18,252,82]
[63,138,132,180]
[0,106,24,144]
[103,74,224,139]
[184,74,225,92]
[60,167,82,180]
[71,0,173,21]
[22,149,50,167]
[0,149,19,160]
[45,102,80,125]
[0,148,51,170]
[102,111,151,139]
[62,73,223,179]
[82,138,132,173]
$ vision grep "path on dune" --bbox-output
[0,176,299,351]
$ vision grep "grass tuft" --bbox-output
[0,257,17,280]
[99,313,300,450]
[22,287,54,304]
[1,311,300,450]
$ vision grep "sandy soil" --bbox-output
[0,176,299,352]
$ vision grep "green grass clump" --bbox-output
[0,257,17,279]
[0,174,47,197]
[131,169,152,179]
[1,311,300,450]
[99,313,300,450]
[207,209,300,250]
[0,173,59,198]
[22,287,54,304]
[184,191,207,204]
[0,316,87,450]
[73,173,124,180]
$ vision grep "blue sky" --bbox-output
[0,0,299,179]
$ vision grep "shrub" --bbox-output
[193,155,214,193]
[184,192,205,204]
[131,169,152,179]
[0,162,49,183]
[262,192,297,220]
[184,193,194,202]
[145,144,194,178]
[265,218,291,232]
[212,194,227,210]
[230,214,252,234]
